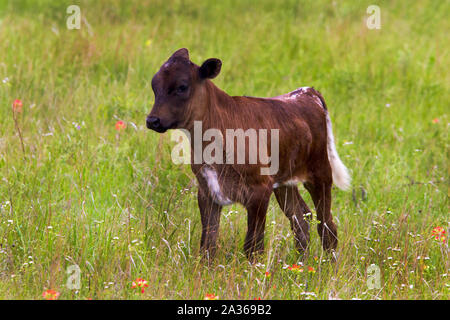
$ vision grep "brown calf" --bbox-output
[146,48,350,260]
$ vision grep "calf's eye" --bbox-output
[177,85,188,93]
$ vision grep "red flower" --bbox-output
[287,264,304,273]
[12,99,23,113]
[204,293,219,300]
[42,289,60,300]
[115,120,126,131]
[307,266,316,274]
[264,271,272,278]
[131,278,149,294]
[432,118,439,124]
[431,226,447,243]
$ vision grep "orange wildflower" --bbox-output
[431,226,447,243]
[204,293,219,300]
[115,120,126,131]
[307,266,316,274]
[42,289,60,300]
[287,264,304,273]
[12,99,23,113]
[131,278,149,293]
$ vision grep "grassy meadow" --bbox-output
[0,0,448,300]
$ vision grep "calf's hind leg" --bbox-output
[243,185,272,260]
[274,185,310,253]
[304,172,337,251]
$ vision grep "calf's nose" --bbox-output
[146,116,161,130]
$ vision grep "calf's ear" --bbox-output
[199,58,222,79]
[171,48,189,60]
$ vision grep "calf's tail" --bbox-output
[310,88,351,190]
[325,111,351,190]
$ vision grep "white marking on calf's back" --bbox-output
[201,167,233,206]
[286,87,310,99]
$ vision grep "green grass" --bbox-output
[0,0,448,300]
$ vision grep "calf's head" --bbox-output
[146,48,222,133]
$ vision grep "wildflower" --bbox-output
[287,264,304,273]
[432,118,439,124]
[254,297,262,300]
[300,291,317,297]
[131,278,149,294]
[42,289,60,300]
[145,39,152,47]
[115,120,126,131]
[204,293,219,300]
[431,226,447,243]
[307,266,316,274]
[264,271,271,278]
[12,99,23,113]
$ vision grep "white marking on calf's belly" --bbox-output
[201,167,234,206]
[273,177,306,189]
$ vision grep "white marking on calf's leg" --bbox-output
[201,167,233,206]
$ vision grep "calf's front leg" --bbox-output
[198,189,223,260]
